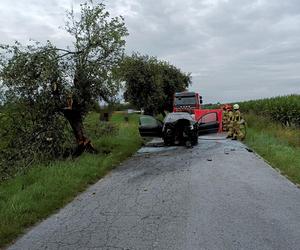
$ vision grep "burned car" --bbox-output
[162,112,198,146]
[139,111,221,146]
[139,112,198,147]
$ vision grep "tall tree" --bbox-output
[159,61,192,113]
[120,53,191,115]
[0,1,128,158]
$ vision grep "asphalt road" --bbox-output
[8,134,300,250]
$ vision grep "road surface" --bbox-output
[8,134,300,250]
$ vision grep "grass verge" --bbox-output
[0,112,142,247]
[244,113,300,184]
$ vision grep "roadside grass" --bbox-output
[244,113,300,184]
[0,112,142,247]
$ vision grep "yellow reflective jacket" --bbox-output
[228,111,234,122]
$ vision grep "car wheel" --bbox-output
[163,137,174,146]
[191,135,198,145]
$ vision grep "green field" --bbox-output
[237,94,300,185]
[0,112,142,247]
[239,94,300,127]
[244,113,300,185]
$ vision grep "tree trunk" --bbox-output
[52,76,97,157]
[62,108,97,157]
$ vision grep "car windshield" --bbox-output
[175,96,196,106]
[164,113,195,123]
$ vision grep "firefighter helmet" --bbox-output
[233,104,239,110]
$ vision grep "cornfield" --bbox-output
[239,94,300,127]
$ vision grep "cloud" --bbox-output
[0,0,299,102]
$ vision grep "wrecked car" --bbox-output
[139,111,220,146]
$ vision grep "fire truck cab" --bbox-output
[173,92,202,113]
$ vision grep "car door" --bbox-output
[197,112,220,135]
[138,115,163,137]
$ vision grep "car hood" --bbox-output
[163,112,195,124]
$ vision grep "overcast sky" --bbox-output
[0,0,300,103]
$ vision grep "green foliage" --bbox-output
[0,42,70,178]
[119,53,191,115]
[108,102,136,111]
[64,1,128,108]
[90,101,101,113]
[245,113,300,148]
[201,103,221,109]
[238,95,300,127]
[244,113,300,185]
[0,112,142,247]
[84,112,117,140]
[0,100,74,180]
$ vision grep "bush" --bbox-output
[0,109,117,181]
[0,102,74,180]
[84,113,117,140]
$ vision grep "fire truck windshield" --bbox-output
[175,96,196,106]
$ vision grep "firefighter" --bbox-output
[226,106,234,138]
[222,105,228,131]
[232,104,246,140]
[222,104,232,131]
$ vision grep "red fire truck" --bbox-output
[173,91,223,133]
